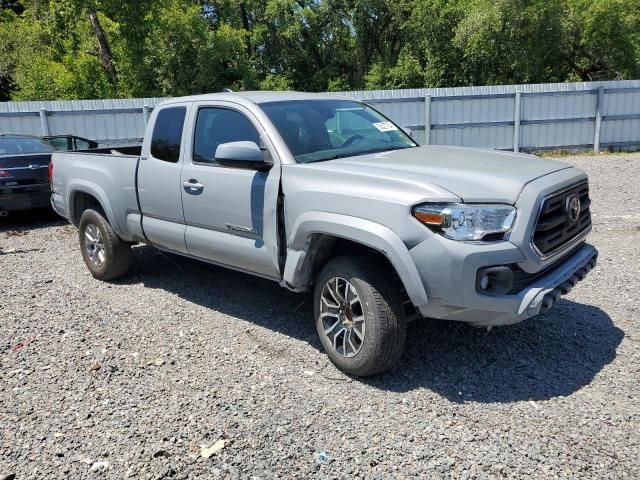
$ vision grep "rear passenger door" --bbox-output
[180,102,282,279]
[137,105,189,253]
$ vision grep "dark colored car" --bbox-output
[0,134,97,214]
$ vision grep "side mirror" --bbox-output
[214,141,272,171]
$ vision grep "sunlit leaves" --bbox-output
[0,0,638,100]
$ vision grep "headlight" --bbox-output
[413,203,516,241]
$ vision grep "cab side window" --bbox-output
[74,138,94,150]
[45,137,71,151]
[193,108,260,164]
[151,107,186,163]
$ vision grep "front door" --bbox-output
[180,103,281,279]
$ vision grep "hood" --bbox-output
[302,145,573,204]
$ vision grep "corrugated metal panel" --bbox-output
[603,90,640,116]
[0,97,166,143]
[1,80,639,149]
[0,97,166,113]
[336,79,640,100]
[0,115,40,135]
[410,129,426,145]
[522,93,596,121]
[338,80,640,151]
[372,100,424,129]
[432,97,513,124]
[48,111,145,141]
[601,119,640,144]
[433,125,513,149]
[522,122,595,149]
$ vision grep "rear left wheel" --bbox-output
[78,209,130,281]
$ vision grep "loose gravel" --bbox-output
[1,153,639,479]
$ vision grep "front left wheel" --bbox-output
[314,256,407,377]
[78,209,130,281]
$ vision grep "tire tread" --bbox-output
[315,255,406,376]
[78,209,130,281]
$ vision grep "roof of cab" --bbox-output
[0,133,42,139]
[158,91,352,107]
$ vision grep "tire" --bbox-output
[314,256,406,376]
[78,209,130,281]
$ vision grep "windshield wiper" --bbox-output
[304,145,415,163]
[355,145,415,156]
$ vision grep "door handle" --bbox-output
[183,179,204,193]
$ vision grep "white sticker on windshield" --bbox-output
[372,122,398,132]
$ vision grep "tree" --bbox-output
[450,0,567,85]
[562,0,640,81]
[87,2,117,86]
[144,3,253,96]
[0,0,638,100]
[0,6,18,99]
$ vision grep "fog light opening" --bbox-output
[476,266,514,296]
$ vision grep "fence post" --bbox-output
[39,108,50,136]
[513,91,522,152]
[593,86,605,154]
[142,104,150,126]
[424,95,431,145]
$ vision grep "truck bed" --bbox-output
[51,147,144,242]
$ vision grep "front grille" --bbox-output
[532,182,591,257]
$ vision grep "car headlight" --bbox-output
[413,203,516,241]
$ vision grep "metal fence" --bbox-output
[0,97,165,145]
[336,80,640,152]
[1,80,639,152]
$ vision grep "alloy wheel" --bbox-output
[319,277,366,358]
[83,223,105,268]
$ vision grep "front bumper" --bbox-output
[0,184,51,212]
[411,236,597,327]
[405,167,598,327]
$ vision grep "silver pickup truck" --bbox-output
[51,92,597,376]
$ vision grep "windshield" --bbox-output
[260,100,417,163]
[0,137,53,155]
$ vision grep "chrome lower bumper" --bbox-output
[516,244,597,319]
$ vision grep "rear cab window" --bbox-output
[151,107,187,163]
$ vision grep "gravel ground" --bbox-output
[1,153,639,479]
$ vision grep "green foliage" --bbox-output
[562,0,640,81]
[450,0,567,84]
[261,74,293,91]
[0,0,638,100]
[13,58,74,100]
[365,48,425,90]
[143,2,213,96]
